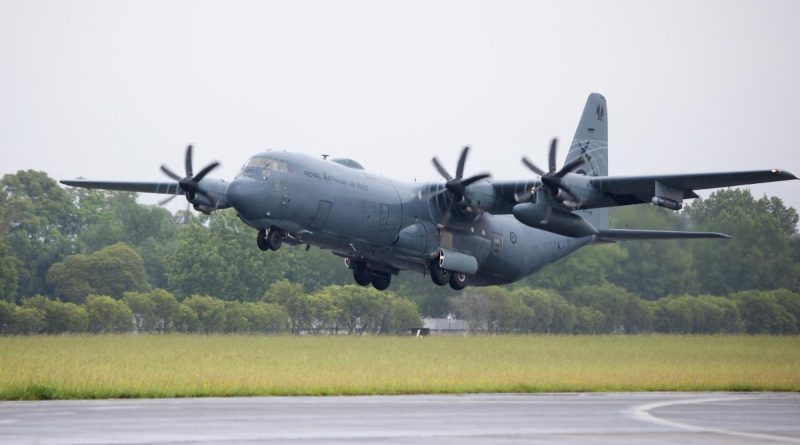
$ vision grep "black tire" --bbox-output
[449,272,467,290]
[352,263,372,286]
[371,272,391,291]
[256,229,269,251]
[267,228,283,251]
[430,259,449,286]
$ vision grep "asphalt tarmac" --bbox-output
[1,393,798,444]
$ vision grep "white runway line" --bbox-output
[628,395,800,444]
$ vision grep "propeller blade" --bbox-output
[548,138,558,173]
[556,155,586,177]
[158,194,179,206]
[431,157,453,181]
[160,165,182,181]
[455,146,469,180]
[522,157,547,176]
[459,173,491,188]
[192,161,220,182]
[185,144,194,177]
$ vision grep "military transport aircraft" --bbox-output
[62,94,797,291]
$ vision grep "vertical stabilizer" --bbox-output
[567,93,608,229]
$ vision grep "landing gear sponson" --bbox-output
[346,258,394,291]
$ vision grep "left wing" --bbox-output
[489,169,796,212]
[587,169,796,208]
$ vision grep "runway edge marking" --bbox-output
[627,394,800,444]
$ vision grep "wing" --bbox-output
[60,180,183,195]
[588,169,796,208]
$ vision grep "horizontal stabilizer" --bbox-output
[60,180,182,195]
[596,229,730,240]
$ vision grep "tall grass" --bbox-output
[0,335,798,399]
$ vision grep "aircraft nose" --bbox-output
[225,177,261,217]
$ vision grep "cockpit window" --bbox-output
[243,158,291,177]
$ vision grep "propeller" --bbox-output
[420,146,490,225]
[158,145,220,209]
[422,146,490,203]
[520,138,586,222]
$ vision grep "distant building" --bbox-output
[422,318,468,335]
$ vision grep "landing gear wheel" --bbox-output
[352,263,372,286]
[256,229,269,251]
[371,272,392,291]
[430,259,450,286]
[449,272,467,291]
[267,228,283,251]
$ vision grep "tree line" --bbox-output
[0,169,799,334]
[0,282,422,335]
[451,285,800,334]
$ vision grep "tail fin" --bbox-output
[567,93,609,230]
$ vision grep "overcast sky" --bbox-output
[1,0,798,212]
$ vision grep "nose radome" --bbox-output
[226,177,261,216]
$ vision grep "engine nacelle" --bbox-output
[512,203,598,238]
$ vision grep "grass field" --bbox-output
[0,335,798,400]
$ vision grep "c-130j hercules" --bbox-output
[62,94,796,291]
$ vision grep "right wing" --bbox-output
[60,180,183,195]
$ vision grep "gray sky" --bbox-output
[1,0,798,212]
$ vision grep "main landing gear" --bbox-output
[257,227,284,251]
[430,259,468,291]
[349,260,393,291]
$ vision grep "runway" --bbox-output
[1,393,799,444]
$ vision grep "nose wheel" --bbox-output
[257,227,284,251]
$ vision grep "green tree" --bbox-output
[183,295,226,333]
[0,300,15,333]
[148,289,181,333]
[574,306,605,334]
[84,295,133,333]
[567,284,651,333]
[0,170,77,296]
[263,280,311,333]
[243,302,290,333]
[174,303,198,332]
[330,285,392,334]
[47,242,148,303]
[387,298,424,334]
[731,290,797,334]
[224,301,250,333]
[0,239,20,302]
[123,291,156,333]
[685,190,800,294]
[22,295,88,333]
[11,306,45,334]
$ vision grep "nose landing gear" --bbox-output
[257,227,284,251]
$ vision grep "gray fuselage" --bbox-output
[223,151,589,286]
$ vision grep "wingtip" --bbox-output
[771,169,797,180]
